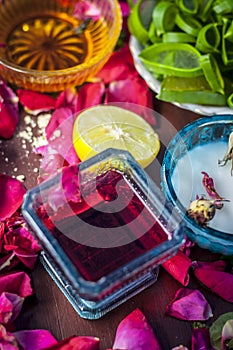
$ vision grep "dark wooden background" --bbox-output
[1,98,233,349]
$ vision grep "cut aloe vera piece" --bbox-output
[157,75,227,105]
[139,42,202,77]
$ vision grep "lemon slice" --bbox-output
[72,105,160,168]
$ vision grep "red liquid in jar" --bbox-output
[39,171,169,282]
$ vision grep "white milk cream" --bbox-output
[171,142,233,234]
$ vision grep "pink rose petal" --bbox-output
[17,90,56,115]
[112,308,162,350]
[166,288,213,321]
[0,174,26,221]
[45,108,79,165]
[55,88,79,114]
[0,324,19,350]
[192,260,233,303]
[162,250,192,286]
[0,80,19,139]
[73,0,101,21]
[13,329,57,350]
[0,271,33,297]
[0,292,24,324]
[105,78,155,125]
[4,226,40,269]
[171,346,189,350]
[41,335,99,349]
[191,327,213,350]
[97,45,135,84]
[76,82,105,111]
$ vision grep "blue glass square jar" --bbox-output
[22,148,185,319]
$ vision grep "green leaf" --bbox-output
[210,312,233,350]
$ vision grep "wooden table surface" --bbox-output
[1,98,233,349]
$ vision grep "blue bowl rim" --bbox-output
[161,114,233,243]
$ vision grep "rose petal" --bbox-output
[191,328,213,350]
[4,226,40,269]
[17,90,56,115]
[112,308,162,350]
[0,324,19,350]
[162,250,192,286]
[192,260,233,303]
[41,335,100,349]
[0,292,24,324]
[0,174,26,221]
[76,82,105,111]
[97,45,135,84]
[73,0,101,21]
[46,165,80,212]
[13,330,57,350]
[0,271,33,297]
[171,346,189,350]
[45,109,79,165]
[55,88,79,114]
[166,288,213,321]
[0,80,19,139]
[105,78,155,125]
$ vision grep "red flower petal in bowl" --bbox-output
[0,80,19,139]
[166,288,213,321]
[192,260,233,303]
[112,308,162,350]
[0,174,26,221]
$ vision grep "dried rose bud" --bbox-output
[187,198,216,226]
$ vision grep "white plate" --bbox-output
[129,36,233,116]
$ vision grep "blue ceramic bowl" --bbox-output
[161,115,233,255]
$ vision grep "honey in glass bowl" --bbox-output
[0,0,122,92]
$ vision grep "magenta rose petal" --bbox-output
[37,335,100,349]
[162,250,192,286]
[0,80,19,139]
[112,308,162,350]
[0,292,24,324]
[0,271,33,297]
[17,89,56,115]
[0,174,26,221]
[0,324,19,350]
[191,327,213,350]
[14,329,57,350]
[192,260,233,303]
[166,288,213,321]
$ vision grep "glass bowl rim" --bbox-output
[0,0,122,76]
[161,114,233,243]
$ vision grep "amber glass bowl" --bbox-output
[0,0,122,92]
